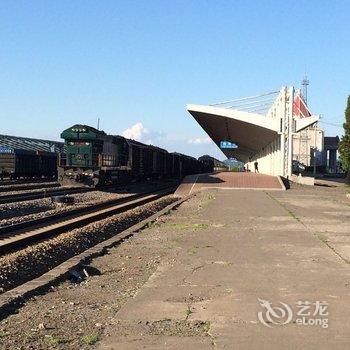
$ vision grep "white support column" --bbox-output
[279,86,294,178]
[286,86,294,177]
[280,86,287,177]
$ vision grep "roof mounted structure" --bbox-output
[187,86,319,177]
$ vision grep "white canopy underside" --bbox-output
[187,104,319,162]
[187,104,279,162]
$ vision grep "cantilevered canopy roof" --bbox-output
[187,104,280,162]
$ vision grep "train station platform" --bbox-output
[99,187,350,349]
[175,172,284,196]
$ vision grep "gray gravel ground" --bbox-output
[0,192,209,350]
[0,180,179,225]
[0,191,130,226]
[0,196,177,293]
[0,199,54,221]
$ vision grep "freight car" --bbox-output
[198,155,228,172]
[59,124,204,186]
[0,147,57,180]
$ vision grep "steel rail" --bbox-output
[0,182,60,193]
[0,179,57,186]
[0,187,92,205]
[0,187,175,254]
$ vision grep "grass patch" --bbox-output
[317,234,328,243]
[212,223,225,228]
[46,335,70,346]
[188,247,197,255]
[0,331,5,348]
[286,207,301,222]
[23,331,34,340]
[185,305,193,320]
[207,193,216,200]
[82,333,100,346]
[167,222,191,230]
[193,223,210,230]
[146,220,160,229]
[167,222,210,231]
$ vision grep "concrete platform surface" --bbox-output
[99,188,350,349]
[175,172,283,196]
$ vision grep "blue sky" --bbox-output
[0,0,349,159]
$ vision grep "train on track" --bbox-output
[58,124,210,186]
[0,148,58,180]
[0,135,63,181]
[198,155,228,172]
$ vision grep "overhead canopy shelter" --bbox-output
[187,104,280,162]
[0,134,63,153]
[188,87,320,177]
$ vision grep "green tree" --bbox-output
[339,95,350,183]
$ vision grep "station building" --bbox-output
[322,136,340,173]
[292,126,324,167]
[187,86,320,178]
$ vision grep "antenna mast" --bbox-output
[301,74,309,104]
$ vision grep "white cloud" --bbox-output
[187,137,212,145]
[122,122,148,141]
[122,122,167,146]
[121,124,220,159]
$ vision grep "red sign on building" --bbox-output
[293,95,311,118]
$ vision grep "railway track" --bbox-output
[0,187,175,254]
[0,182,60,193]
[0,178,57,186]
[0,186,91,205]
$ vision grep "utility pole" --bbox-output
[97,117,100,130]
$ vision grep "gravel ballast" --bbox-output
[0,190,130,226]
[0,191,211,349]
[0,181,179,225]
[0,196,177,293]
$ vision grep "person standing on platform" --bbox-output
[254,161,259,173]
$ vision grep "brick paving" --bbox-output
[175,172,283,196]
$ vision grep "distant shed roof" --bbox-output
[0,134,63,153]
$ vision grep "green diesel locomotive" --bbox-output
[59,124,205,186]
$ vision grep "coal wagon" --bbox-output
[0,148,57,180]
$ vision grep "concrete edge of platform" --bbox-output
[204,186,284,191]
[0,193,195,319]
[290,174,315,186]
[277,176,286,190]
